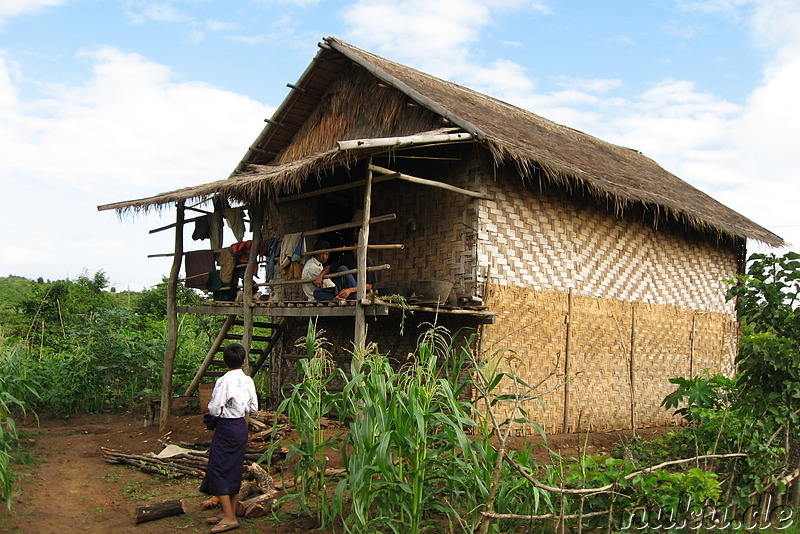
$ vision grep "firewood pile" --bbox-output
[103,410,328,521]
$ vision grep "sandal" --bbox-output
[211,519,240,533]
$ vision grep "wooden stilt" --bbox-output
[354,160,373,361]
[241,203,264,374]
[160,200,185,430]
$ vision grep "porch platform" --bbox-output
[177,298,496,323]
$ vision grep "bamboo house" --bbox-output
[99,37,783,432]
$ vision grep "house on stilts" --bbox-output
[98,37,783,433]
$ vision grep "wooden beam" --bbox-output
[150,215,205,234]
[354,160,373,357]
[369,164,491,200]
[160,200,185,430]
[241,203,264,374]
[276,174,396,204]
[255,264,390,287]
[337,131,473,151]
[302,244,403,256]
[300,213,396,237]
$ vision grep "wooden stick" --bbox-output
[277,175,397,204]
[161,201,184,430]
[369,164,491,199]
[300,213,396,237]
[256,264,390,287]
[149,214,205,234]
[242,203,264,374]
[134,499,188,524]
[302,244,403,256]
[337,130,473,151]
[355,160,373,356]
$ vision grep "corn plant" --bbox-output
[271,319,342,528]
[337,325,481,534]
[0,356,36,509]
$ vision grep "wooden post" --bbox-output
[629,304,637,437]
[160,200,185,430]
[562,288,573,434]
[689,314,697,378]
[241,203,264,374]
[354,160,373,360]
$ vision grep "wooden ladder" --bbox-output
[184,316,285,397]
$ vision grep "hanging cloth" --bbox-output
[185,250,215,289]
[192,215,210,241]
[224,208,245,242]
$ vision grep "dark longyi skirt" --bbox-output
[199,417,248,496]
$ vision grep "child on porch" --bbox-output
[200,343,258,533]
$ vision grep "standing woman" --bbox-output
[200,343,258,533]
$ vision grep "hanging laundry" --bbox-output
[184,250,215,289]
[218,249,236,284]
[191,215,210,241]
[224,207,245,242]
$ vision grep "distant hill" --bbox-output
[0,275,35,310]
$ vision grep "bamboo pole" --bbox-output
[255,264,390,287]
[354,160,373,358]
[299,213,395,237]
[241,203,264,374]
[689,314,697,378]
[369,164,491,199]
[184,315,236,397]
[160,200,185,430]
[629,304,637,437]
[562,288,573,434]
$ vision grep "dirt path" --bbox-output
[0,410,669,533]
[0,411,323,534]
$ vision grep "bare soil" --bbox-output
[0,408,671,534]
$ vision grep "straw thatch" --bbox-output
[97,36,782,247]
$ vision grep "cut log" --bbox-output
[200,496,220,510]
[249,462,275,493]
[134,499,188,524]
[238,479,260,501]
[242,491,282,518]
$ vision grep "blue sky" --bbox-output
[1,0,799,290]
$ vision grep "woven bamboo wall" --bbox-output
[476,168,740,433]
[369,150,481,298]
[480,285,739,433]
[476,171,739,314]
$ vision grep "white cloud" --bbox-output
[0,0,66,19]
[0,47,273,288]
[124,1,192,24]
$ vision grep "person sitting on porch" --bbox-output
[302,239,337,301]
[314,234,375,301]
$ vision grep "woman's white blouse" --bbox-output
[207,368,258,418]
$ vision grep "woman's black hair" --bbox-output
[222,343,246,369]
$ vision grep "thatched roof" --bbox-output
[98,37,782,247]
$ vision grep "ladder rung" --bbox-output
[224,334,273,343]
[232,320,280,329]
[211,359,258,367]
